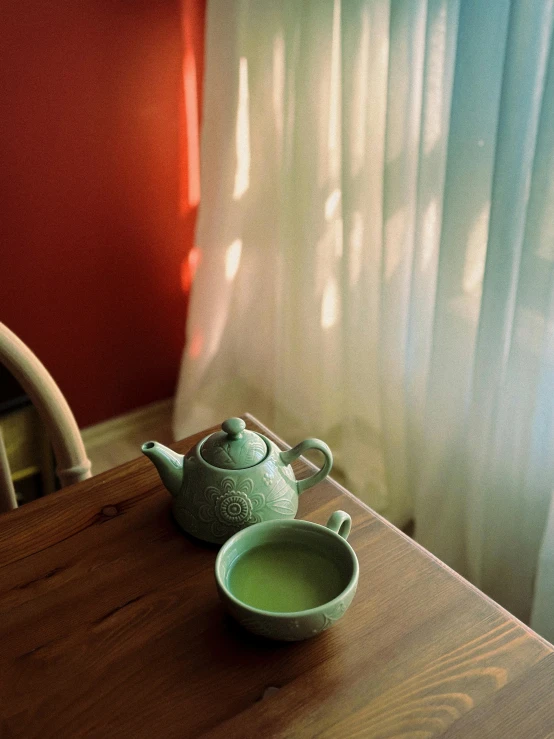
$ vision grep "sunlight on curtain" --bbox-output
[175,0,554,639]
[233,57,250,201]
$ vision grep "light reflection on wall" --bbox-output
[181,47,200,210]
[181,246,202,293]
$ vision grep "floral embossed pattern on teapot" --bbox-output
[142,418,333,544]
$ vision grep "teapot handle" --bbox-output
[279,439,333,495]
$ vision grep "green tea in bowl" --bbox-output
[228,541,345,612]
[215,511,358,641]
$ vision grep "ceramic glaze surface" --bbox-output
[225,588,357,642]
[200,418,267,469]
[142,418,333,544]
[215,511,359,641]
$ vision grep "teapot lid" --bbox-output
[201,418,267,469]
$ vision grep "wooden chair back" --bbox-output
[0,322,91,512]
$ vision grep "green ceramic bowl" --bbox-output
[215,511,358,641]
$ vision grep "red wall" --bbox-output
[0,0,205,426]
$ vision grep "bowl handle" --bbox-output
[279,439,333,495]
[325,510,352,540]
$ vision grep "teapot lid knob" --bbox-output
[222,417,246,440]
[201,417,267,468]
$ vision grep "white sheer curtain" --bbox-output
[175,0,554,639]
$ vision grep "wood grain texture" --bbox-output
[0,414,553,738]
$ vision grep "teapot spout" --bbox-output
[142,441,184,498]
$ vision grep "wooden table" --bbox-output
[1,415,553,738]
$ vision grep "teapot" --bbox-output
[141,418,333,544]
